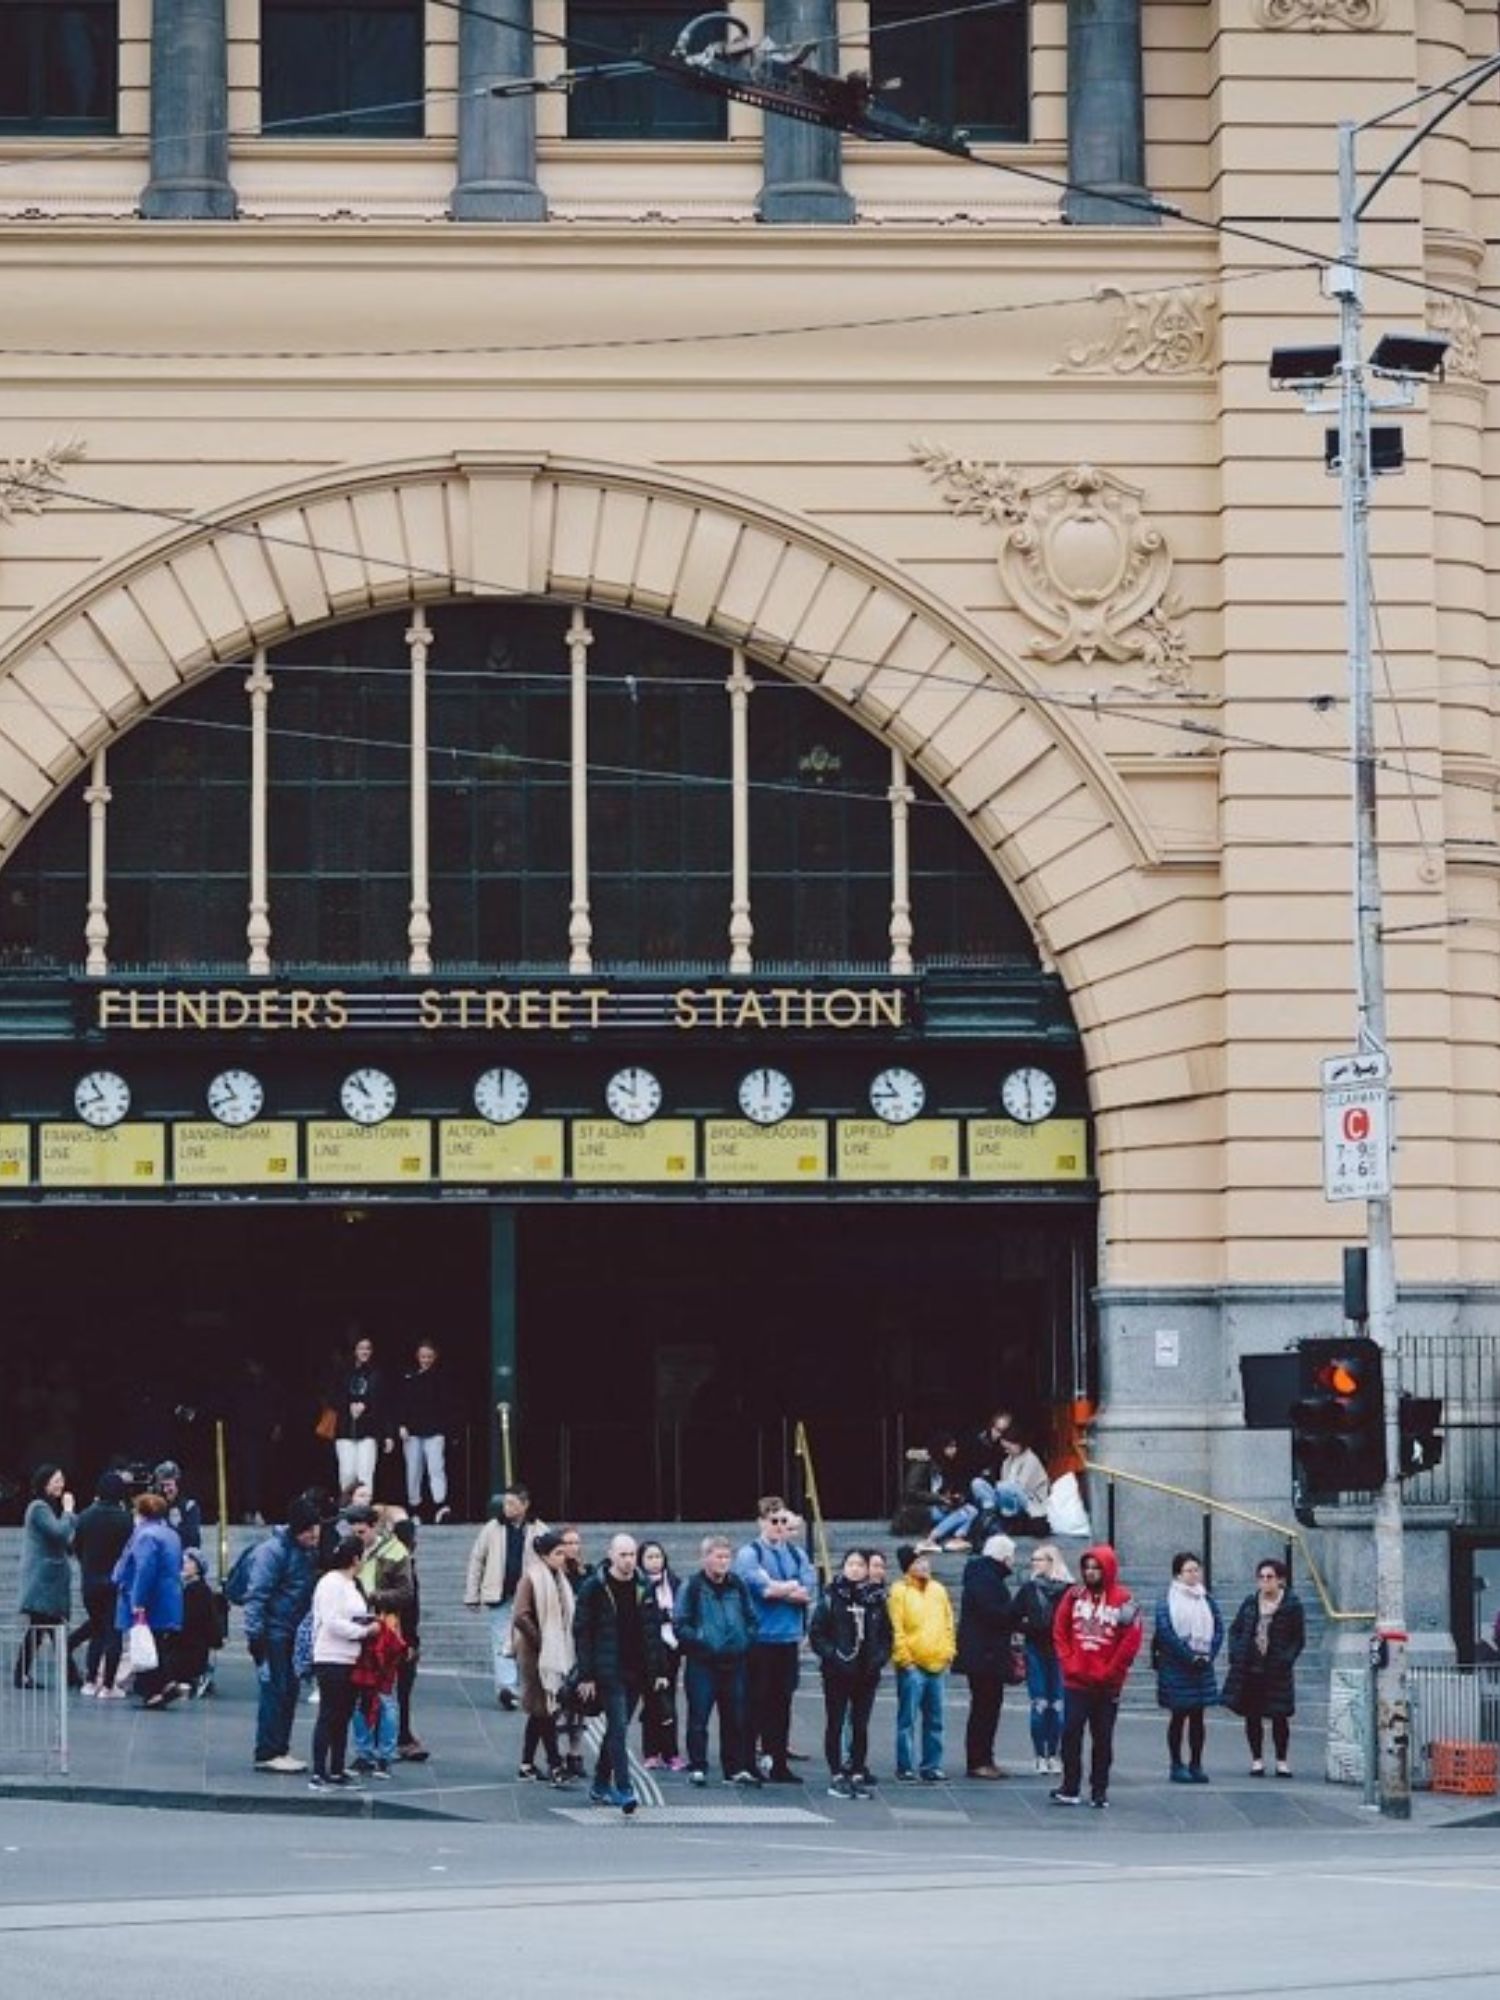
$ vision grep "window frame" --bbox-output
[564,0,729,142]
[0,1,119,137]
[259,0,427,141]
[866,0,1029,146]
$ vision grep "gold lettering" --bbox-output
[217,991,252,1031]
[582,988,609,1030]
[705,987,733,1029]
[484,992,512,1030]
[673,990,699,1029]
[288,990,317,1030]
[733,991,768,1031]
[97,989,126,1028]
[176,992,209,1031]
[822,987,864,1029]
[418,989,445,1030]
[452,989,482,1029]
[324,990,349,1030]
[549,990,571,1031]
[256,990,279,1030]
[517,991,541,1030]
[869,990,905,1030]
[769,988,798,1029]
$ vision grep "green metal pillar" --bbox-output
[489,1206,518,1496]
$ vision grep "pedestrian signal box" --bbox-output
[1291,1337,1385,1519]
[1397,1394,1444,1479]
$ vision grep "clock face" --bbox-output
[207,1068,265,1128]
[474,1066,529,1126]
[340,1067,398,1127]
[606,1066,663,1125]
[74,1069,130,1129]
[1001,1066,1058,1126]
[869,1065,925,1126]
[738,1067,795,1127]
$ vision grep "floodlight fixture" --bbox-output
[1369,330,1448,382]
[1269,342,1341,389]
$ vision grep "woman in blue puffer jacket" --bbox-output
[113,1492,186,1708]
[1153,1551,1223,1784]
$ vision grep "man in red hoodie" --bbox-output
[1050,1544,1141,1810]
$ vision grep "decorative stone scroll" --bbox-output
[1428,295,1482,385]
[0,436,86,528]
[1054,285,1216,378]
[1255,0,1384,28]
[912,443,1193,694]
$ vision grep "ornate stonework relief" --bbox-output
[1427,295,1482,385]
[0,436,86,528]
[912,443,1192,694]
[1254,0,1384,28]
[1054,285,1217,378]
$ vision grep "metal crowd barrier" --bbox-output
[0,1620,70,1775]
[1409,1663,1500,1792]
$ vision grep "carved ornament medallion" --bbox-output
[912,442,1192,693]
[1255,0,1385,28]
[0,436,86,528]
[1054,285,1217,377]
[1427,295,1481,384]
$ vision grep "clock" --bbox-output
[207,1068,264,1128]
[74,1069,130,1129]
[339,1067,397,1127]
[474,1066,529,1126]
[1001,1066,1058,1126]
[606,1066,662,1125]
[738,1066,795,1127]
[869,1065,925,1126]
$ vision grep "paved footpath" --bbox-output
[2,1653,1488,1834]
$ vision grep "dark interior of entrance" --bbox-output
[0,1203,1089,1523]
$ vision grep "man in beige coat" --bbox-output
[464,1485,546,1708]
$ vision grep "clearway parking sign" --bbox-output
[1321,1051,1391,1203]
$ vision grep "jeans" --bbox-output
[353,1688,399,1767]
[964,1670,1004,1771]
[489,1602,518,1694]
[594,1678,641,1795]
[969,1477,1032,1517]
[822,1674,877,1777]
[335,1436,378,1494]
[1060,1684,1119,1802]
[684,1655,750,1777]
[895,1666,946,1777]
[254,1634,300,1763]
[748,1643,800,1772]
[1025,1643,1063,1757]
[313,1663,357,1779]
[931,1502,978,1542]
[402,1434,447,1510]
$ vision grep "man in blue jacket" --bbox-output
[676,1534,760,1786]
[734,1497,815,1785]
[243,1497,320,1774]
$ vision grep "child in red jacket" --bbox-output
[1050,1544,1141,1810]
[350,1612,409,1779]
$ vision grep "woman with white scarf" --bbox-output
[1152,1551,1223,1784]
[510,1529,577,1786]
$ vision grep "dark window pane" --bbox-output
[0,3,117,133]
[262,0,423,137]
[568,4,726,138]
[869,0,1027,142]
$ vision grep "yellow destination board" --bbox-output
[39,1123,166,1188]
[571,1119,696,1183]
[172,1122,299,1187]
[704,1120,829,1184]
[837,1120,960,1182]
[0,1124,30,1186]
[306,1120,432,1185]
[967,1117,1089,1182]
[440,1120,565,1183]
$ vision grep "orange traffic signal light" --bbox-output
[1292,1337,1384,1515]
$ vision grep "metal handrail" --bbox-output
[1084,1457,1373,1624]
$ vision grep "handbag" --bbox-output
[1003,1634,1027,1687]
[128,1623,159,1674]
[559,1664,604,1718]
[314,1404,338,1443]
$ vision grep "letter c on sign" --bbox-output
[1343,1106,1371,1142]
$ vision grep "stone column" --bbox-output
[887,747,914,975]
[727,649,754,972]
[140,0,236,220]
[567,608,593,974]
[406,610,433,975]
[758,0,854,224]
[451,0,547,220]
[245,651,273,975]
[84,750,110,977]
[1064,0,1155,227]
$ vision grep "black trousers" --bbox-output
[313,1663,357,1779]
[640,1652,680,1761]
[1167,1707,1207,1768]
[749,1643,800,1771]
[522,1710,562,1770]
[1061,1685,1119,1802]
[1243,1709,1291,1761]
[964,1670,1005,1772]
[822,1674,877,1776]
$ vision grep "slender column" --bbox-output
[1064,0,1156,226]
[83,750,111,977]
[407,609,433,975]
[489,1206,518,1495]
[140,0,236,220]
[567,609,593,974]
[727,649,754,972]
[451,0,547,220]
[887,746,914,975]
[758,0,855,223]
[246,650,273,975]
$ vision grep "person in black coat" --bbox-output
[955,1532,1019,1779]
[332,1335,391,1499]
[69,1469,134,1695]
[573,1535,668,1814]
[1222,1559,1306,1777]
[809,1549,892,1799]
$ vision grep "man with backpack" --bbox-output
[232,1497,320,1774]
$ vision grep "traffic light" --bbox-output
[1397,1394,1444,1478]
[1291,1337,1385,1514]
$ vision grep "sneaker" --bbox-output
[96,1685,127,1700]
[327,1772,358,1788]
[517,1763,540,1782]
[687,1767,708,1788]
[1048,1756,1062,1775]
[756,1753,773,1779]
[1275,1762,1293,1779]
[548,1767,574,1788]
[80,1682,98,1698]
[434,1506,452,1524]
[851,1769,876,1789]
[920,1769,946,1784]
[729,1769,762,1788]
[1249,1760,1265,1777]
[498,1689,519,1712]
[588,1784,616,1808]
[397,1741,430,1762]
[967,1765,1004,1780]
[1170,1763,1193,1785]
[350,1757,375,1775]
[827,1774,855,1799]
[896,1769,918,1784]
[667,1756,689,1772]
[942,1539,971,1554]
[617,1788,640,1817]
[1091,1796,1110,1810]
[368,1762,392,1781]
[643,1756,665,1771]
[1035,1757,1049,1774]
[1049,1789,1082,1807]
[851,1777,876,1801]
[765,1767,803,1786]
[1188,1767,1210,1785]
[255,1755,308,1774]
[307,1774,331,1792]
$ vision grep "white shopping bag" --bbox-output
[1045,1470,1092,1540]
[127,1623,159,1674]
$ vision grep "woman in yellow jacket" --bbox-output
[889,1545,957,1781]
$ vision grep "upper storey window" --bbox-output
[566,2,727,140]
[261,0,425,138]
[0,2,117,134]
[868,0,1028,143]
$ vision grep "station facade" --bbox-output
[0,1,1497,1622]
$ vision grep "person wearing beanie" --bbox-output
[154,1460,204,1557]
[888,1545,956,1782]
[242,1498,322,1773]
[70,1469,135,1696]
[955,1533,1019,1780]
[464,1485,547,1710]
